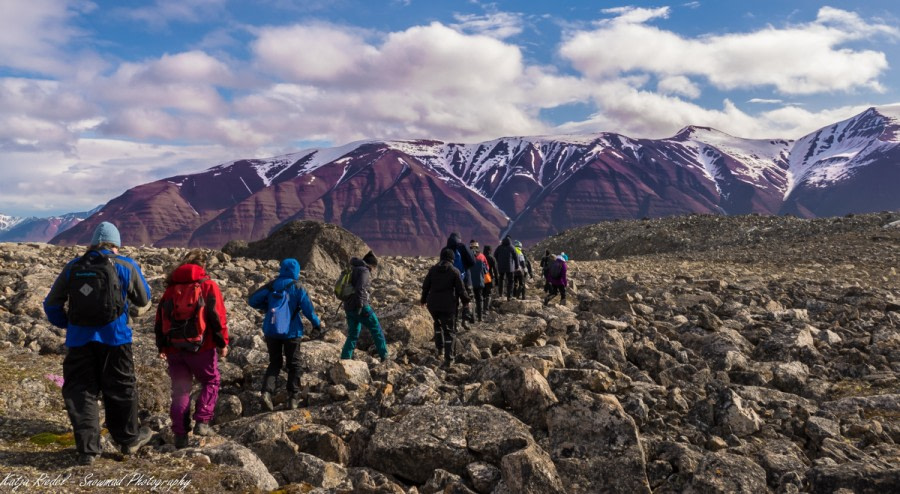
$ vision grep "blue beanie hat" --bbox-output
[91,221,121,247]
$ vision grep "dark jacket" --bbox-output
[493,237,519,273]
[445,233,476,278]
[421,260,470,314]
[482,247,498,283]
[248,259,320,339]
[342,257,373,311]
[156,263,229,353]
[44,248,151,347]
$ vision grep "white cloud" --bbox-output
[561,7,898,94]
[115,0,227,28]
[0,0,94,76]
[0,139,241,217]
[248,21,564,142]
[451,12,524,39]
[657,75,701,99]
[748,98,784,104]
[598,6,670,26]
[252,23,375,83]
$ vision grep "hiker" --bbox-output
[543,253,569,306]
[340,251,389,362]
[43,221,153,465]
[539,249,553,294]
[155,249,229,448]
[493,235,519,301]
[421,247,471,365]
[481,245,498,314]
[445,233,477,325]
[513,240,533,300]
[248,258,322,411]
[468,240,488,322]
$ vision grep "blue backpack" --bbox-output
[264,288,292,337]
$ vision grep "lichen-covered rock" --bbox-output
[202,441,279,491]
[547,390,651,493]
[685,452,768,494]
[364,405,534,483]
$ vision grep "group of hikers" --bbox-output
[42,222,569,465]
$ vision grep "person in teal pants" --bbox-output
[341,251,389,361]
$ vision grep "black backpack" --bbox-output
[66,250,125,326]
[548,259,564,279]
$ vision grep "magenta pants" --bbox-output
[166,348,220,435]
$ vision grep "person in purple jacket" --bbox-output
[43,221,153,465]
[543,253,569,306]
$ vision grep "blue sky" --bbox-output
[1,0,898,217]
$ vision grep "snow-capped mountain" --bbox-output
[0,206,102,243]
[51,107,898,255]
[0,214,26,233]
[781,105,900,216]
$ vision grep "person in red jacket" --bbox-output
[154,249,229,449]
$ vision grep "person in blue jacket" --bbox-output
[43,221,153,465]
[248,258,322,411]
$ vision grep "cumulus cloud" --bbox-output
[561,6,898,94]
[657,75,701,99]
[0,0,94,76]
[248,21,569,142]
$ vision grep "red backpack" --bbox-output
[161,279,208,352]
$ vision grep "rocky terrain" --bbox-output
[1,212,898,493]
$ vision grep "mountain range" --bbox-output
[0,207,101,243]
[41,105,900,255]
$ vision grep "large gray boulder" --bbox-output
[546,390,651,493]
[364,404,535,483]
[223,220,370,279]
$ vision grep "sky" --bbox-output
[1,0,899,218]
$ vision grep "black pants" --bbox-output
[429,310,456,359]
[482,282,493,312]
[496,272,514,299]
[263,337,301,395]
[472,286,485,319]
[545,284,567,303]
[514,271,526,299]
[62,342,140,456]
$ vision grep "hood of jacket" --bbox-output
[501,236,511,246]
[270,258,301,291]
[170,263,208,284]
[446,233,463,250]
[279,258,301,280]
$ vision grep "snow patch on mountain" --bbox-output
[786,106,899,196]
[0,214,26,232]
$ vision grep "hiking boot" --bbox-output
[288,394,301,410]
[193,421,213,437]
[121,427,152,454]
[261,392,274,412]
[174,434,189,449]
[288,394,300,410]
[76,452,97,465]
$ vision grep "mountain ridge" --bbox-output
[49,106,900,254]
